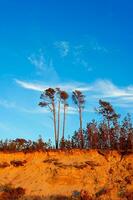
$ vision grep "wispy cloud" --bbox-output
[28,52,45,73]
[86,80,133,109]
[0,97,79,115]
[28,51,59,81]
[22,104,78,115]
[15,78,133,110]
[15,79,45,91]
[71,38,109,72]
[28,38,109,77]
[17,105,77,115]
[72,57,92,72]
[16,79,133,98]
[15,79,92,92]
[0,98,49,114]
[91,80,133,98]
[90,40,108,53]
[54,41,70,57]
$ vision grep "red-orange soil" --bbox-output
[0,150,132,199]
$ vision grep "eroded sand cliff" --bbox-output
[0,150,132,199]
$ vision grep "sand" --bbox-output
[0,150,132,199]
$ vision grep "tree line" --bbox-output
[38,88,133,151]
[0,88,132,152]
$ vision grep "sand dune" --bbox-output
[0,150,132,199]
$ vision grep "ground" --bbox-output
[0,150,132,199]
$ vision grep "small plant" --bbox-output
[0,162,10,168]
[71,190,80,199]
[125,176,132,184]
[80,190,93,200]
[0,184,25,200]
[108,168,113,174]
[43,158,58,164]
[10,160,27,167]
[118,185,126,198]
[95,187,108,198]
[125,191,133,200]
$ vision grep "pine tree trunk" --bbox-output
[52,102,57,149]
[57,100,61,148]
[79,107,83,148]
[107,118,110,148]
[79,107,82,132]
[62,104,66,140]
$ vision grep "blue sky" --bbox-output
[0,0,133,142]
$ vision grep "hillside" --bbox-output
[0,150,132,200]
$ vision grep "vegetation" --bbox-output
[0,184,25,200]
[0,186,107,200]
[39,88,57,148]
[0,88,132,152]
[72,90,85,133]
[38,87,132,151]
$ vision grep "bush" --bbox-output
[0,184,25,200]
[0,162,10,168]
[10,160,27,167]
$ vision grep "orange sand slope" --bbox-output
[0,150,132,199]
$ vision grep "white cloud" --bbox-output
[54,41,69,57]
[91,80,133,98]
[72,41,107,72]
[91,41,108,53]
[15,79,46,91]
[15,79,92,92]
[73,38,109,58]
[22,104,78,115]
[0,98,50,114]
[0,97,79,116]
[86,80,133,109]
[15,78,133,110]
[28,53,45,72]
[73,57,93,72]
[28,52,59,81]
[16,79,133,99]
